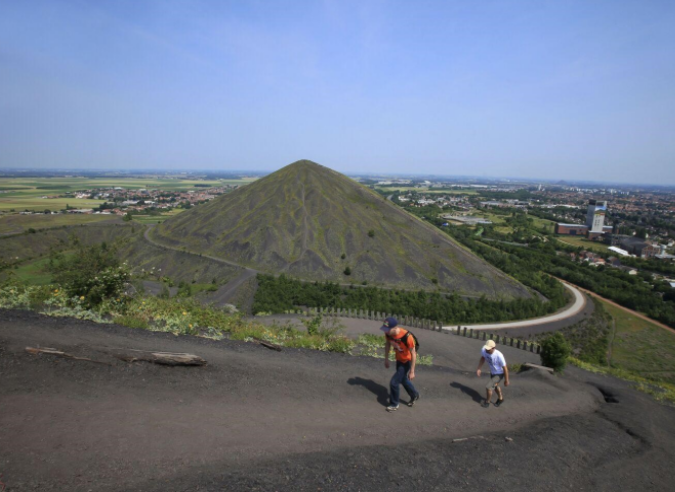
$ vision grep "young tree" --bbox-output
[540,332,572,372]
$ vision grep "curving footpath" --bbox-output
[442,281,587,331]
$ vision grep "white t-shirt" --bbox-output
[481,348,507,375]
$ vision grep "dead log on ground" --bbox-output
[25,347,110,365]
[258,340,282,351]
[112,351,207,366]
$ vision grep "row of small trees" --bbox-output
[253,274,564,324]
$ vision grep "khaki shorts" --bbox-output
[486,373,504,391]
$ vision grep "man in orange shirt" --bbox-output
[382,317,420,412]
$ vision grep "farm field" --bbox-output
[0,196,105,212]
[376,186,480,194]
[131,210,184,224]
[0,177,257,195]
[0,213,118,234]
[0,176,256,212]
[556,235,611,253]
[604,299,675,384]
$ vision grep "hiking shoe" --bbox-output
[407,394,420,407]
[495,399,505,407]
[481,400,490,408]
[386,405,399,412]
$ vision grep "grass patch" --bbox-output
[0,213,115,234]
[11,257,56,286]
[569,357,675,405]
[556,236,611,253]
[603,300,675,385]
[131,215,171,224]
[564,299,675,405]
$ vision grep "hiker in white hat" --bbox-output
[476,339,510,408]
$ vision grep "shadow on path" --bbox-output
[450,382,483,403]
[347,377,389,407]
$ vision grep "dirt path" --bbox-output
[2,309,675,491]
[441,281,587,331]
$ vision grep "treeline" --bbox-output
[448,229,675,328]
[253,274,563,324]
[445,226,568,306]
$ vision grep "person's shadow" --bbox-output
[450,382,483,403]
[347,377,389,406]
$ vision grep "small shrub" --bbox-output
[540,332,572,372]
[326,336,354,354]
[27,285,53,309]
[343,266,351,276]
[367,229,375,238]
[303,314,322,336]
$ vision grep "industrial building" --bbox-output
[556,200,612,238]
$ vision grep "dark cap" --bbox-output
[380,317,398,332]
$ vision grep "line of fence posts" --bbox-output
[292,307,540,354]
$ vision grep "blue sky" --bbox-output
[1,0,674,184]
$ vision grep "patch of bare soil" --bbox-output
[1,309,673,491]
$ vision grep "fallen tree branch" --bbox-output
[25,347,110,365]
[258,340,283,352]
[112,351,207,366]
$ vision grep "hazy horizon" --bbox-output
[1,1,674,184]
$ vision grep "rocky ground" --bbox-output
[1,309,673,491]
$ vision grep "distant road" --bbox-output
[442,281,586,331]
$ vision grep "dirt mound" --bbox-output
[1,309,674,491]
[152,160,531,298]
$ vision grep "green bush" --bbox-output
[27,285,53,309]
[540,332,572,372]
[326,336,354,353]
[50,243,129,307]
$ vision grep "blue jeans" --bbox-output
[390,360,418,406]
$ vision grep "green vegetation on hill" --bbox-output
[604,300,675,385]
[153,160,531,299]
[441,224,675,329]
[252,274,563,324]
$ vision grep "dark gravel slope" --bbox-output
[1,309,673,491]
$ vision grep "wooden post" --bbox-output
[536,345,541,354]
[463,327,467,337]
[510,337,514,347]
[530,343,535,353]
[516,340,521,349]
[482,332,487,341]
[523,341,528,351]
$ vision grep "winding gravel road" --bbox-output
[442,281,587,331]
